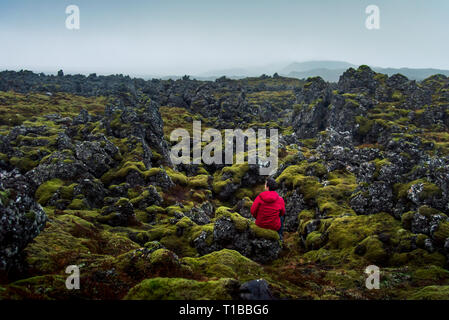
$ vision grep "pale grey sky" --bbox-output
[1,0,448,76]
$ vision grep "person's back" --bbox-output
[250,178,285,239]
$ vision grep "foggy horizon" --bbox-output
[1,0,449,77]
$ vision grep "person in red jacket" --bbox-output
[251,177,286,241]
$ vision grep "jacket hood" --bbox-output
[259,191,280,203]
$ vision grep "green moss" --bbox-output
[10,156,38,172]
[166,167,188,186]
[324,269,362,291]
[0,91,107,128]
[215,206,249,232]
[165,205,185,216]
[303,247,359,266]
[67,198,88,210]
[409,285,449,300]
[222,163,249,179]
[433,221,449,245]
[101,161,146,184]
[191,224,214,246]
[371,158,391,178]
[114,198,128,206]
[146,218,203,257]
[35,179,64,205]
[0,189,10,206]
[0,152,7,162]
[392,90,404,101]
[183,249,264,281]
[213,163,249,194]
[418,205,444,217]
[214,206,280,242]
[283,174,321,199]
[23,217,92,274]
[401,211,415,230]
[389,249,446,267]
[298,209,315,233]
[235,188,253,199]
[324,214,391,249]
[187,174,210,189]
[114,247,184,281]
[176,216,195,229]
[249,224,280,241]
[192,191,206,202]
[301,213,438,268]
[357,236,388,265]
[416,233,429,249]
[314,171,357,217]
[374,73,388,84]
[127,187,140,200]
[212,179,231,194]
[0,275,72,300]
[149,248,177,265]
[300,138,317,149]
[305,231,324,250]
[395,179,442,200]
[129,189,159,208]
[145,205,165,215]
[276,162,328,200]
[143,167,165,178]
[60,184,76,200]
[412,266,449,284]
[124,277,237,300]
[57,214,96,230]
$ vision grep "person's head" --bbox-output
[265,177,278,191]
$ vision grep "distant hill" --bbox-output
[193,61,449,82]
[287,66,449,82]
[287,68,348,82]
[281,61,356,74]
[372,67,449,81]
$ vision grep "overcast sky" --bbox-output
[1,0,448,76]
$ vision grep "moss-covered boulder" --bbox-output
[183,249,264,282]
[302,213,447,268]
[410,285,449,300]
[23,213,138,275]
[115,248,191,280]
[193,207,281,264]
[0,275,80,300]
[124,277,239,300]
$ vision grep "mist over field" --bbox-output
[1,0,449,77]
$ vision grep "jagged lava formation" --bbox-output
[0,66,449,299]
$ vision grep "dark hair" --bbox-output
[266,177,278,191]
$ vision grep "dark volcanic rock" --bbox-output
[75,141,115,177]
[99,198,137,227]
[185,202,214,225]
[350,182,394,215]
[26,151,93,186]
[338,65,378,95]
[194,216,281,264]
[239,279,274,300]
[0,169,47,272]
[282,190,306,232]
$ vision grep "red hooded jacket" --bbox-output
[250,191,285,231]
